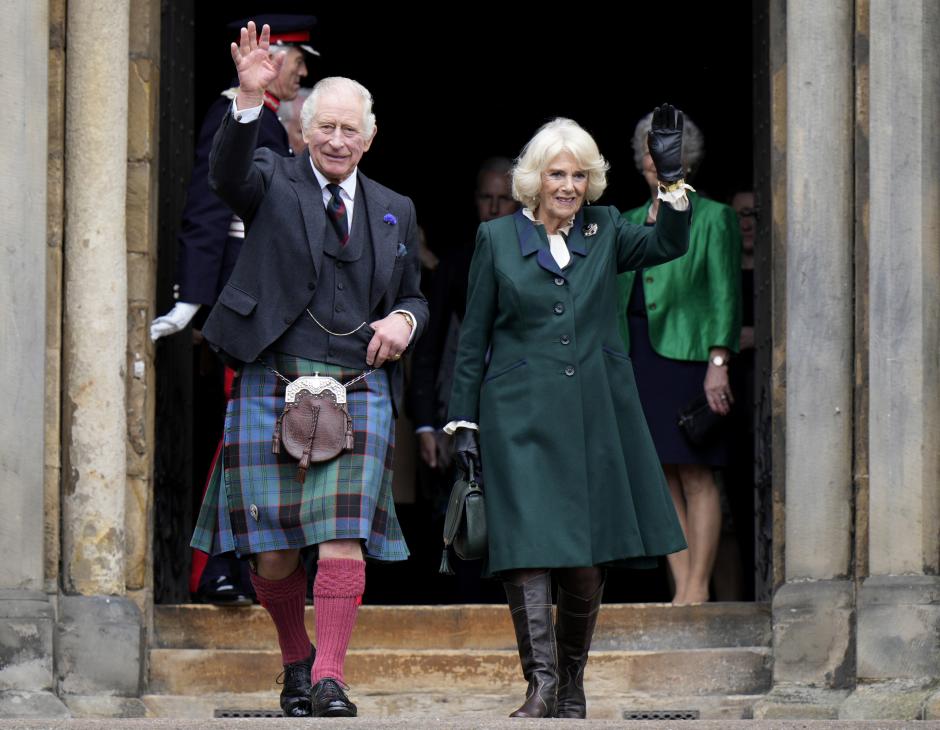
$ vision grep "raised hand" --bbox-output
[647,103,685,184]
[230,21,284,106]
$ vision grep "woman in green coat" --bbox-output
[447,109,691,719]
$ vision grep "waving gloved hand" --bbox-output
[647,103,685,183]
[150,302,201,341]
[453,427,482,483]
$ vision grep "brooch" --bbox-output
[582,222,598,237]
[383,213,397,225]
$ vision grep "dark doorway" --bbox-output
[154,1,758,604]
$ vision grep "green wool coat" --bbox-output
[448,204,691,574]
[616,192,742,361]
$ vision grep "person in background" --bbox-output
[617,110,742,606]
[280,86,313,155]
[408,157,518,603]
[449,110,690,718]
[717,189,759,600]
[150,14,318,607]
[410,158,518,471]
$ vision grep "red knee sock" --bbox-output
[310,559,366,685]
[250,563,311,666]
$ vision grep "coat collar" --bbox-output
[513,207,590,280]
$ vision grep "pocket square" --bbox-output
[396,242,408,258]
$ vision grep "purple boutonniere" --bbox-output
[383,213,397,225]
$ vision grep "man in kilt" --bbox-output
[190,21,427,718]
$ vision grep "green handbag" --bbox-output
[439,463,487,575]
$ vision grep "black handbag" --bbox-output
[677,394,726,446]
[439,463,487,575]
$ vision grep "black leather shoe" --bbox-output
[277,645,316,717]
[196,575,254,607]
[311,677,357,717]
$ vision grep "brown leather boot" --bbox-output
[503,572,558,718]
[554,579,604,719]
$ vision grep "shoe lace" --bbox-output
[276,661,311,687]
[318,677,351,696]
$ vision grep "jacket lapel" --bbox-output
[290,151,324,280]
[360,171,398,311]
[514,208,589,281]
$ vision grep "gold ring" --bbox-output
[389,353,401,361]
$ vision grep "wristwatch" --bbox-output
[710,354,728,367]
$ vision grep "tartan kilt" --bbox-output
[190,354,408,561]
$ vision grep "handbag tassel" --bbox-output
[439,547,455,576]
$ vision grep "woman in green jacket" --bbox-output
[617,111,742,606]
[447,109,691,719]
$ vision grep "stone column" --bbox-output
[843,1,940,719]
[0,0,67,719]
[756,0,856,718]
[58,0,143,701]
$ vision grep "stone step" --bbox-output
[149,646,771,697]
[154,602,770,652]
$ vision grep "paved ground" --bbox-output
[2,720,940,729]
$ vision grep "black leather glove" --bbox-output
[647,103,685,183]
[453,427,482,483]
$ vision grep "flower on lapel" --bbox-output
[582,222,598,237]
[396,242,408,258]
[383,213,398,225]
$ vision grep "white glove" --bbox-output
[150,302,201,341]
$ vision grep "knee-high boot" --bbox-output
[554,579,604,719]
[503,572,558,718]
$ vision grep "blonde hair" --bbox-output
[512,118,609,210]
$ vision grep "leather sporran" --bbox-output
[272,374,354,483]
[439,463,487,575]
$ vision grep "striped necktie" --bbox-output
[325,183,349,245]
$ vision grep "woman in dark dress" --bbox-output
[617,111,742,605]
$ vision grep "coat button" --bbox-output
[645,276,654,283]
[336,261,343,269]
[337,282,345,290]
[554,277,565,286]
[307,282,315,290]
[564,365,575,376]
[335,304,344,313]
[249,504,259,522]
[648,303,657,311]
[553,302,564,315]
[560,335,571,345]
